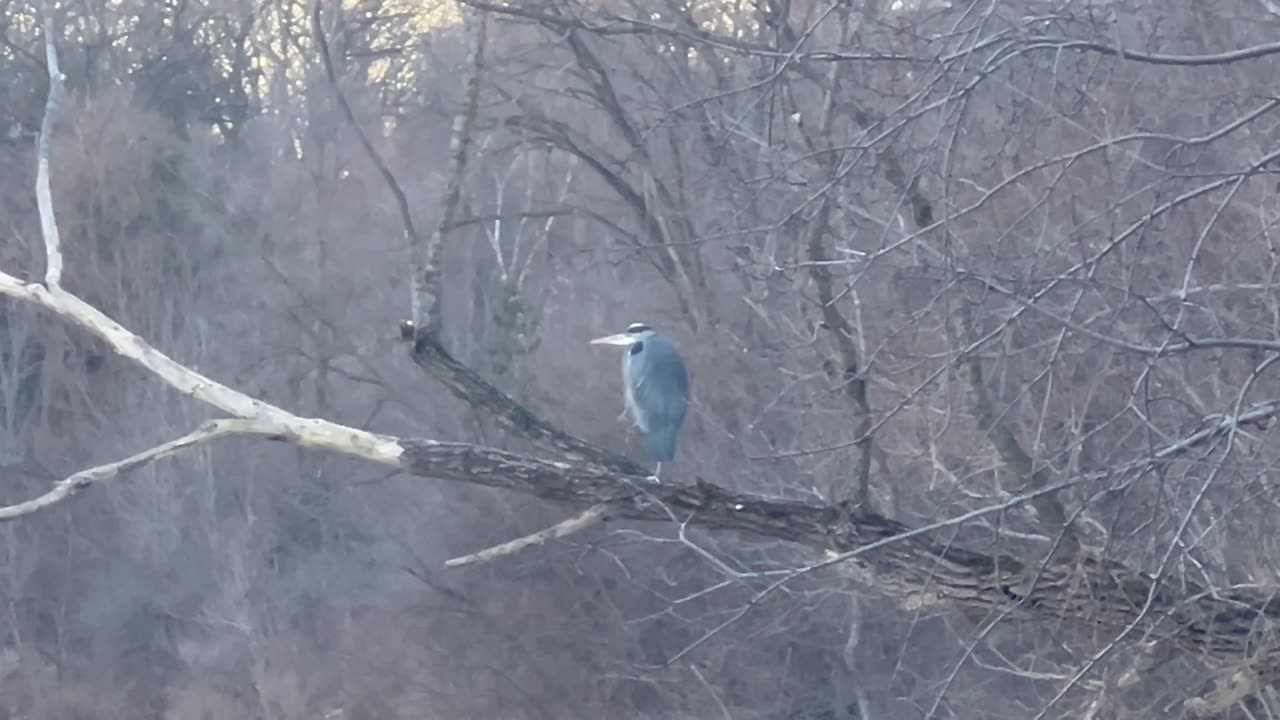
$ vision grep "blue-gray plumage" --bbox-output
[591,323,690,475]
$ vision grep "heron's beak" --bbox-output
[590,333,638,347]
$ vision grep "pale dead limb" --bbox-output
[0,419,278,520]
[0,271,404,468]
[36,4,63,287]
[23,8,394,463]
[0,2,515,516]
[0,4,386,510]
[444,504,609,567]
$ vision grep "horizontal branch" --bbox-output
[1022,35,1280,67]
[458,0,1280,70]
[394,441,1280,669]
[0,420,238,520]
[2,268,1279,680]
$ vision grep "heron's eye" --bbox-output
[629,341,644,356]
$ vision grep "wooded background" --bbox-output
[4,0,1280,717]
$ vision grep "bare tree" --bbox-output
[13,0,1280,718]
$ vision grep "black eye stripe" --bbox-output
[629,341,644,355]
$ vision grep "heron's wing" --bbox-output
[631,342,690,430]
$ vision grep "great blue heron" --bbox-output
[591,322,689,478]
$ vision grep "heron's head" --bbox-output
[590,322,654,348]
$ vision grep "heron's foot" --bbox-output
[647,461,663,484]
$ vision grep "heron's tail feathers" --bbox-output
[643,427,678,463]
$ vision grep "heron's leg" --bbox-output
[647,461,663,484]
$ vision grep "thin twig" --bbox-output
[312,1,486,338]
[967,354,1079,555]
[310,1,419,245]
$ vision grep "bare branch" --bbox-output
[322,4,486,341]
[310,1,420,252]
[807,209,875,507]
[967,356,1079,556]
[413,11,487,337]
[442,207,572,234]
[452,0,918,63]
[0,272,404,466]
[6,260,1280,683]
[1018,34,1280,67]
[443,504,609,567]
[36,4,63,288]
[409,332,649,475]
[0,419,267,520]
